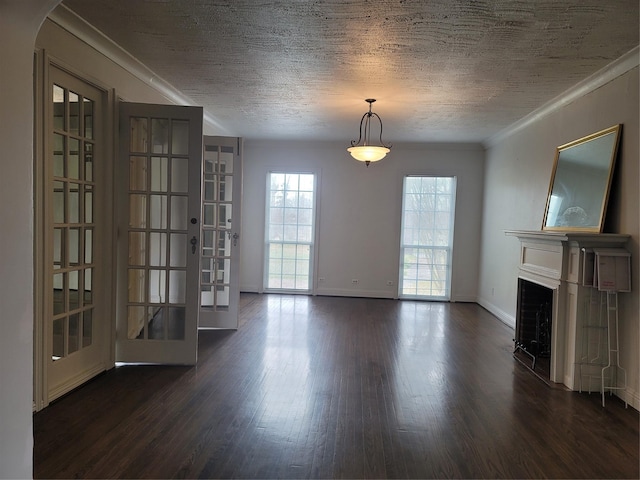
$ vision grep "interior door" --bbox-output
[46,67,109,401]
[199,136,242,329]
[116,103,203,364]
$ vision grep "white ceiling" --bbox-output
[61,0,639,143]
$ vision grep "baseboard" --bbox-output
[240,285,261,293]
[316,287,394,299]
[477,297,515,328]
[619,387,640,412]
[48,362,106,403]
[451,294,477,303]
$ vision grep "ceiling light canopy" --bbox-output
[347,99,391,166]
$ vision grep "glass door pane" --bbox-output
[50,83,96,362]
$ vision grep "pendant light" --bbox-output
[347,98,391,166]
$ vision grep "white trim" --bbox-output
[47,362,106,402]
[486,46,640,147]
[477,297,515,328]
[47,4,231,136]
[316,288,395,299]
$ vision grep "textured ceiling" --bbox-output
[61,0,639,143]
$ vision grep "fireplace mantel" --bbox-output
[506,230,630,389]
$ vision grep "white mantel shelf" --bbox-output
[506,230,630,390]
[505,230,630,245]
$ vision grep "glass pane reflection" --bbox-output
[171,157,188,193]
[53,228,63,269]
[151,118,169,154]
[149,232,167,267]
[169,270,186,304]
[84,229,93,264]
[167,307,185,340]
[150,195,168,229]
[128,232,146,266]
[130,156,147,191]
[171,196,188,230]
[84,268,93,305]
[84,185,93,223]
[130,117,148,153]
[53,133,65,177]
[68,138,80,179]
[69,270,80,310]
[148,307,165,340]
[129,194,147,228]
[149,270,166,303]
[83,309,93,347]
[84,142,94,181]
[53,272,65,315]
[68,313,80,354]
[53,84,65,131]
[53,181,65,224]
[84,98,94,139]
[171,120,189,155]
[68,228,80,266]
[151,157,168,192]
[128,306,146,339]
[68,183,80,224]
[52,317,65,360]
[69,91,79,136]
[128,269,146,303]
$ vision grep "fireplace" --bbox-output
[506,230,629,389]
[515,279,553,379]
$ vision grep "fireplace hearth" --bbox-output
[515,279,552,379]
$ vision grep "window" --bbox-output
[399,176,456,300]
[265,173,316,291]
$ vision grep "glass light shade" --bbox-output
[347,145,390,163]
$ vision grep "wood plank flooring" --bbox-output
[34,294,639,479]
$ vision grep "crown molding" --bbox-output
[485,46,639,148]
[47,4,230,135]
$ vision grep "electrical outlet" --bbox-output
[386,280,394,286]
[492,287,495,296]
[351,279,359,284]
[318,277,325,283]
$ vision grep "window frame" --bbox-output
[398,175,457,301]
[263,170,318,294]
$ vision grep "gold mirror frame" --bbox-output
[542,124,622,233]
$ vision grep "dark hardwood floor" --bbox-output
[34,294,639,479]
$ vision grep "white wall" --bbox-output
[240,140,485,301]
[478,66,639,409]
[0,2,62,478]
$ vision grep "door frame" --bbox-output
[33,50,116,411]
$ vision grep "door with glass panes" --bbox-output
[116,103,202,364]
[199,136,242,329]
[47,67,109,401]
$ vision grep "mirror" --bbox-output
[542,124,621,232]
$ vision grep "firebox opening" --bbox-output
[515,279,553,380]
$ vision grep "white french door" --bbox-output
[116,103,203,364]
[199,136,242,329]
[45,66,110,402]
